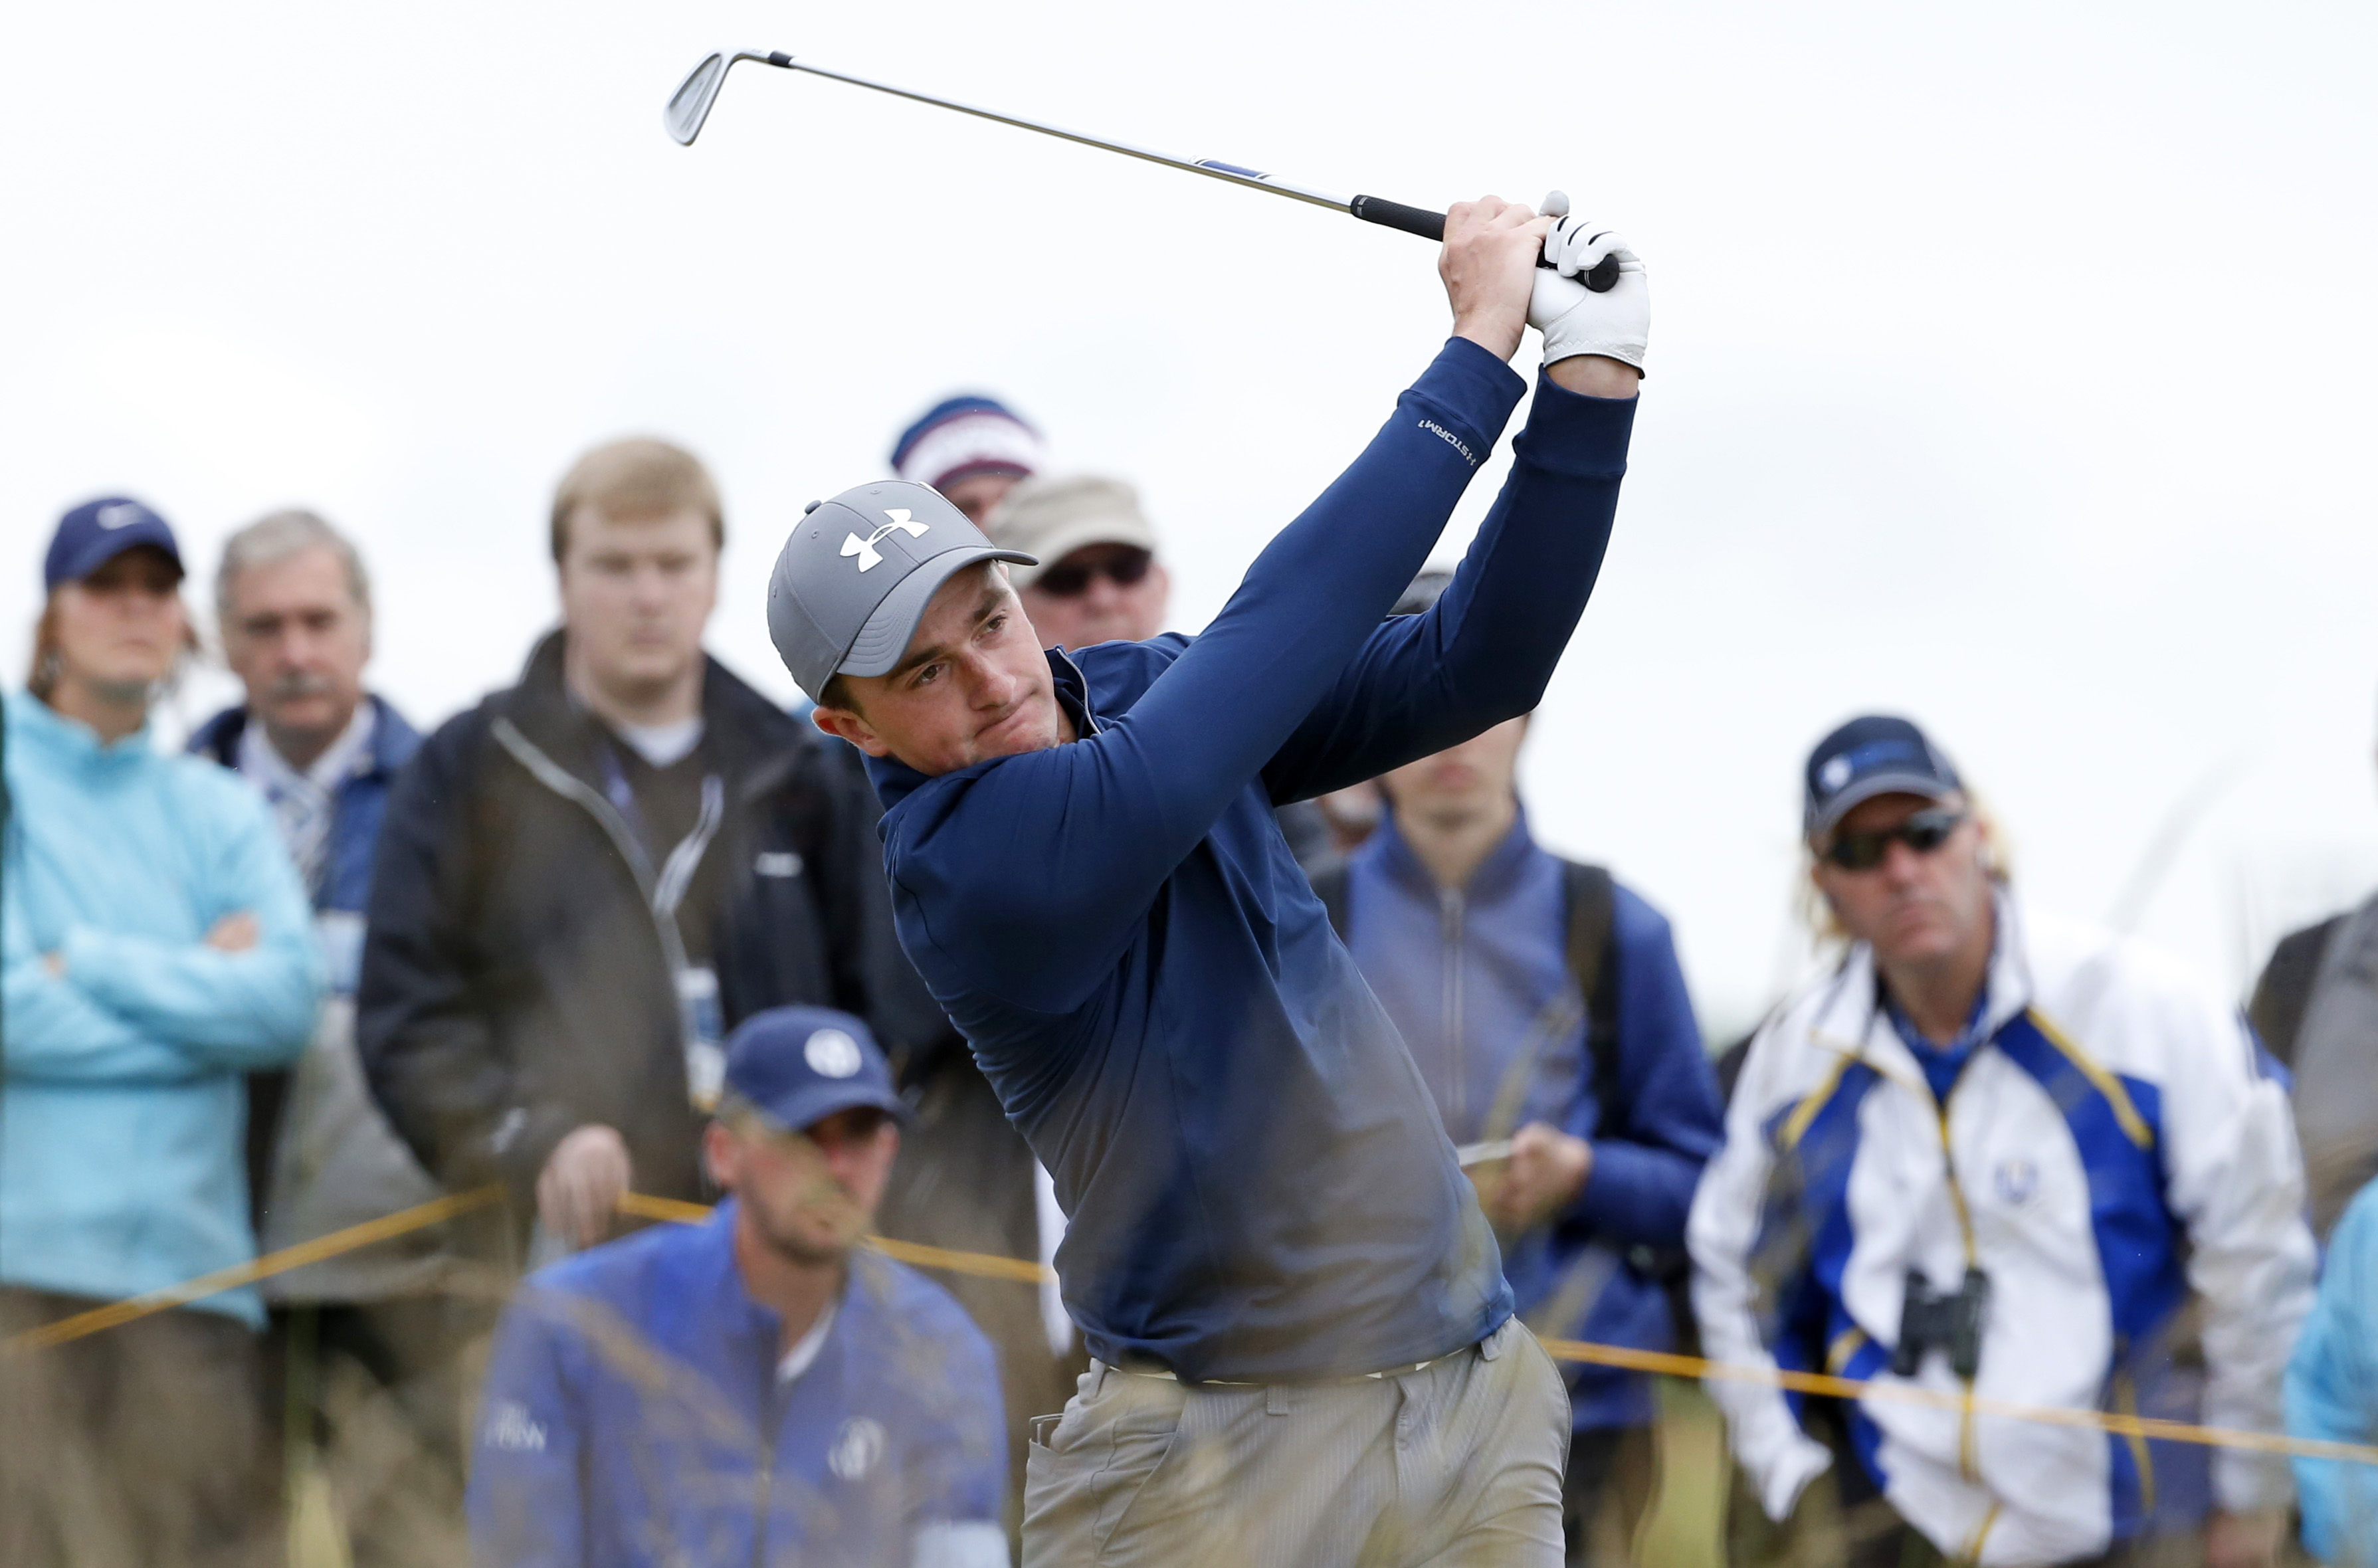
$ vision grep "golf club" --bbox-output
[664,50,1623,293]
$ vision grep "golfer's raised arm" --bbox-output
[1259,371,1637,805]
[1262,219,1647,803]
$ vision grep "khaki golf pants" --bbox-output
[1023,1316,1569,1568]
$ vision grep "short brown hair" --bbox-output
[549,437,723,563]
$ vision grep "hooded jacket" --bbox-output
[358,635,940,1213]
[1691,896,2314,1565]
[1,691,322,1323]
[866,338,1636,1381]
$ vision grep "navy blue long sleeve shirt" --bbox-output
[866,339,1636,1381]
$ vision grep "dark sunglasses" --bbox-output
[1033,548,1153,599]
[1823,807,1967,871]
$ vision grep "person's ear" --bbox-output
[702,1120,739,1191]
[811,703,891,759]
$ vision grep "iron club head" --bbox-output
[664,50,790,146]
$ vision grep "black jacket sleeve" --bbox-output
[357,716,570,1201]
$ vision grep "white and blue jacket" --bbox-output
[1690,896,2314,1566]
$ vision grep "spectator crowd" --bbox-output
[3,383,2375,1568]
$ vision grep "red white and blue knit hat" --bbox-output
[889,395,1047,492]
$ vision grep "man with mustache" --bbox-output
[193,510,462,1566]
[1691,716,2315,1568]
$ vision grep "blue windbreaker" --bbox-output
[866,339,1635,1381]
[2288,1177,2378,1566]
[1,690,322,1323]
[470,1204,1007,1568]
[1344,811,1722,1428]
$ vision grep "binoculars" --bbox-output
[1892,1266,1991,1380]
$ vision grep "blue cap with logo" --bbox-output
[44,496,183,590]
[721,1005,908,1133]
[1803,714,1962,840]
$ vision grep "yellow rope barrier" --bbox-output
[13,1183,2377,1471]
[617,1189,1057,1284]
[1,1184,504,1356]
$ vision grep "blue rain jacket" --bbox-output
[1344,811,1722,1429]
[866,339,1636,1381]
[1,690,322,1323]
[470,1203,1006,1568]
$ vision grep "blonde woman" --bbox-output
[1,497,322,1567]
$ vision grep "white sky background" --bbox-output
[3,1,2373,1039]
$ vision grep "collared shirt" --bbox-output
[1884,979,1995,1106]
[237,702,379,898]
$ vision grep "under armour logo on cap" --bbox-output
[839,510,929,571]
[765,480,1036,704]
[804,1028,863,1078]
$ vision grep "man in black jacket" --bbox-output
[359,437,939,1258]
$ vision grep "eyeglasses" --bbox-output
[1033,547,1153,599]
[1823,807,1966,871]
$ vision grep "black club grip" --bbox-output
[1347,193,1445,241]
[1347,193,1623,293]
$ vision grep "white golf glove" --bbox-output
[1528,215,1648,373]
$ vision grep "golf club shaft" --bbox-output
[761,53,1353,214]
[743,52,1613,284]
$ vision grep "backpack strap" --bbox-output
[1561,860,1619,1136]
[1312,862,1353,943]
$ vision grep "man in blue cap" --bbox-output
[468,1005,1007,1568]
[1691,715,2313,1568]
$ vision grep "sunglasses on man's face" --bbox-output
[1823,807,1967,872]
[1033,548,1153,599]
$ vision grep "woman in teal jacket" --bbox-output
[1,497,322,1566]
[2288,1177,2378,1566]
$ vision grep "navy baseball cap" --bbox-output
[767,479,1037,704]
[720,1006,907,1134]
[1803,715,1963,840]
[44,496,183,591]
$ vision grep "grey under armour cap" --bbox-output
[767,479,1037,703]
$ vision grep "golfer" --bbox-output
[771,197,1647,1567]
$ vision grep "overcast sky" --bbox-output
[4,1,2372,1036]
